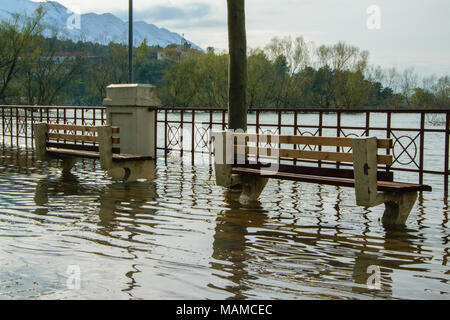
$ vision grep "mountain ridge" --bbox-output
[0,0,200,49]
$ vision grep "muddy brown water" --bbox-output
[0,146,448,299]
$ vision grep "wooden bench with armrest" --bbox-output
[212,131,432,226]
[33,123,153,174]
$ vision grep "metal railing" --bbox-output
[0,105,106,148]
[1,105,449,192]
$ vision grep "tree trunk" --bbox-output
[227,0,248,131]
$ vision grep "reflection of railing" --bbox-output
[1,105,449,192]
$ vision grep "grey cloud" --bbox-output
[114,2,213,22]
[167,18,226,30]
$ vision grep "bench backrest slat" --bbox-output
[47,124,120,134]
[232,133,393,166]
[234,145,393,165]
[48,132,99,143]
[47,124,98,133]
[46,124,120,146]
[232,133,392,149]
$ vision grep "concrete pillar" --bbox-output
[103,84,161,158]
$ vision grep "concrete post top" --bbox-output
[103,83,162,107]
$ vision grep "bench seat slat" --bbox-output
[47,148,100,159]
[111,154,153,162]
[46,142,120,154]
[231,167,432,193]
[47,148,153,162]
[236,163,394,181]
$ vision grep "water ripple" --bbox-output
[0,146,448,299]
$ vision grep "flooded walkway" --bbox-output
[0,146,448,299]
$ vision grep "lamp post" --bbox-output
[128,0,134,83]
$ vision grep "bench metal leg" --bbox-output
[381,191,418,227]
[239,175,268,202]
[61,158,77,174]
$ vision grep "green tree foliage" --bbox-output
[159,36,448,110]
[161,51,228,108]
[0,6,45,102]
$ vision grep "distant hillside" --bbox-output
[0,0,200,49]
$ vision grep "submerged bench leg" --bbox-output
[107,160,155,182]
[239,175,268,202]
[61,158,77,174]
[381,191,418,227]
[215,164,241,188]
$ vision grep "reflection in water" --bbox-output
[0,145,449,299]
[32,159,158,298]
[211,190,268,300]
[352,227,428,297]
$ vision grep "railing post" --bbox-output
[318,111,323,168]
[191,110,195,164]
[386,111,392,173]
[154,110,158,159]
[419,112,425,185]
[209,110,213,163]
[180,109,184,159]
[222,110,226,130]
[445,112,450,195]
[164,109,168,162]
[293,111,297,166]
[1,107,4,145]
[336,111,341,169]
[15,108,18,146]
[365,111,370,136]
[30,107,34,148]
[24,107,28,149]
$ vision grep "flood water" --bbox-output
[0,145,448,300]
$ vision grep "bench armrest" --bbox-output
[33,123,49,161]
[352,137,379,206]
[98,126,113,170]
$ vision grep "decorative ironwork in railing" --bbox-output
[0,106,106,148]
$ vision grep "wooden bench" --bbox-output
[33,123,153,174]
[212,131,432,227]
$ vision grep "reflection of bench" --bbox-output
[213,131,432,226]
[33,123,153,174]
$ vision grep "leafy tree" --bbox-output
[411,88,435,109]
[19,34,83,105]
[0,6,45,102]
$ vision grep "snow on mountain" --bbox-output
[0,0,200,49]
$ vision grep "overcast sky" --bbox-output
[36,0,450,77]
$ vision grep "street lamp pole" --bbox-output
[129,0,134,83]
